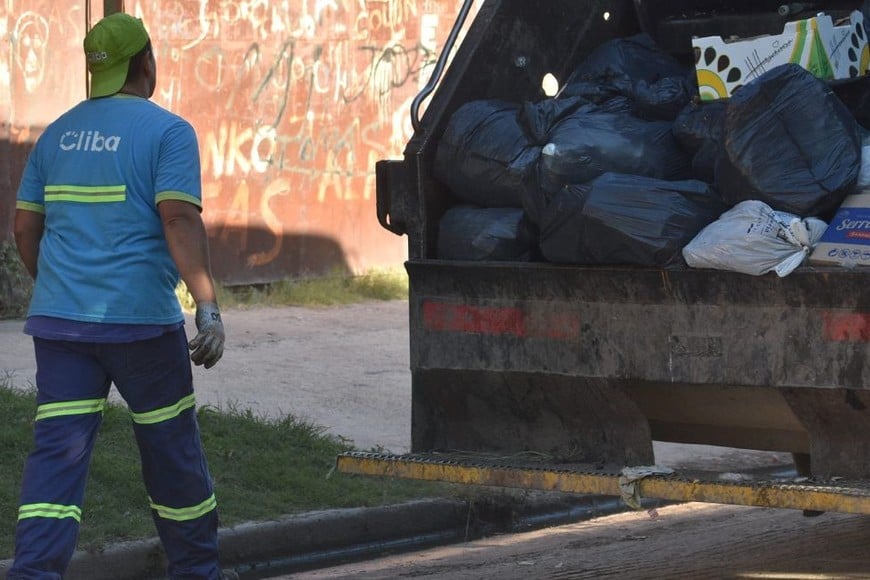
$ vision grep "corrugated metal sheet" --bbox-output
[1,1,475,284]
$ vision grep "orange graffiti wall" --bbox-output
[1,0,475,284]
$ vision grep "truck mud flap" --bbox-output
[336,451,870,516]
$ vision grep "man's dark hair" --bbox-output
[124,40,153,85]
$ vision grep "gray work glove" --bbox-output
[189,302,225,369]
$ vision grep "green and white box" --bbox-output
[693,10,869,101]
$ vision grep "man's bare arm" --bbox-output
[159,199,225,368]
[158,199,216,304]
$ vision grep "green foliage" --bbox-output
[239,267,408,307]
[0,384,451,558]
[0,240,32,320]
[176,267,409,312]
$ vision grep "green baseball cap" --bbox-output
[83,13,149,98]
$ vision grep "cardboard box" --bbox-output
[808,192,870,266]
[693,10,869,101]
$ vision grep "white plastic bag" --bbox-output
[682,200,828,277]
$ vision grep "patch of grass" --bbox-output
[176,267,408,311]
[0,383,454,559]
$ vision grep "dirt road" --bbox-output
[0,301,413,453]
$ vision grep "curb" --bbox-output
[0,492,634,579]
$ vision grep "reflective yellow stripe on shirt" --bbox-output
[150,494,217,521]
[16,200,45,214]
[18,502,82,522]
[155,190,202,208]
[130,394,196,425]
[35,398,106,421]
[44,184,126,203]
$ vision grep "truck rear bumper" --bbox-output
[337,451,870,515]
[407,261,870,478]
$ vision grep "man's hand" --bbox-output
[189,302,225,369]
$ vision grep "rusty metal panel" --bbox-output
[2,1,476,284]
[1,1,89,237]
[136,0,469,283]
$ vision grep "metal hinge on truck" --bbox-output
[376,160,409,236]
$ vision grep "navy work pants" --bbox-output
[9,328,220,580]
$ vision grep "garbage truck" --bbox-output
[337,0,870,514]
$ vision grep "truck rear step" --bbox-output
[336,451,870,515]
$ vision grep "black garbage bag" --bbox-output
[538,173,727,268]
[561,33,693,121]
[554,80,623,105]
[538,110,692,194]
[521,95,634,143]
[563,33,689,91]
[433,99,541,208]
[689,142,721,184]
[521,96,595,143]
[437,206,534,261]
[673,100,727,151]
[521,97,637,225]
[633,76,696,122]
[673,100,727,182]
[831,76,870,131]
[715,64,861,218]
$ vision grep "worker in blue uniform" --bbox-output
[9,12,227,579]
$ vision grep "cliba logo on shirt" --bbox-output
[59,130,121,152]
